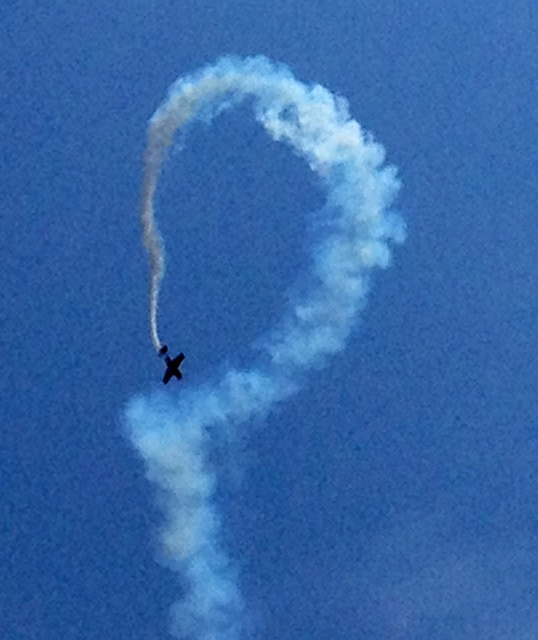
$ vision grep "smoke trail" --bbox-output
[127,56,404,639]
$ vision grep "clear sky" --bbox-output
[1,2,538,639]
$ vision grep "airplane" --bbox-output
[159,345,185,384]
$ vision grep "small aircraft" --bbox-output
[159,345,185,384]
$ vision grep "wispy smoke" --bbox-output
[127,56,404,639]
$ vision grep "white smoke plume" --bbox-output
[126,56,404,639]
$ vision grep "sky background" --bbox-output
[2,1,538,639]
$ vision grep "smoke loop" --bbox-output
[128,56,404,639]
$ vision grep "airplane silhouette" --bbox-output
[159,345,185,384]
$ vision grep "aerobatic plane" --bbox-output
[159,345,185,384]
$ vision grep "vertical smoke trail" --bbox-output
[140,152,165,353]
[129,56,404,639]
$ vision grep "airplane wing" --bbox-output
[172,353,185,367]
[163,369,173,384]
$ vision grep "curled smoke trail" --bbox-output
[126,56,404,639]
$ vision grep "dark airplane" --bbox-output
[159,345,185,384]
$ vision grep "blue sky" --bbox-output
[2,2,538,639]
